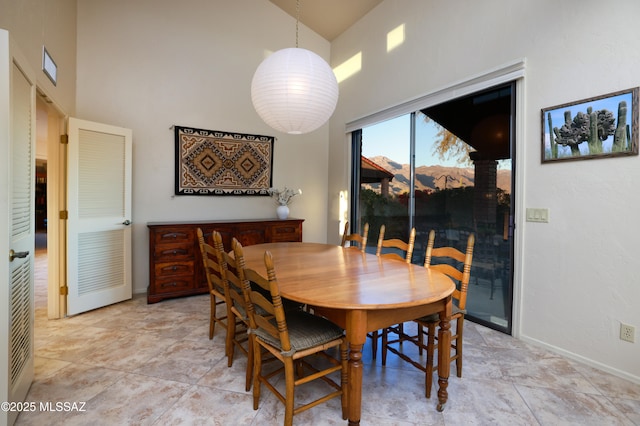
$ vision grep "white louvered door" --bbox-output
[1,30,36,426]
[67,118,132,316]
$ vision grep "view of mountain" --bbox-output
[364,156,511,195]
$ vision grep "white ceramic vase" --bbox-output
[276,205,289,220]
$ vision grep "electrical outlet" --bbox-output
[620,323,635,343]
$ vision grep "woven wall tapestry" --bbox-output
[174,126,274,195]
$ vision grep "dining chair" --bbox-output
[196,228,229,341]
[234,242,348,426]
[370,224,417,359]
[341,221,369,252]
[214,233,254,392]
[381,229,475,398]
[375,224,417,262]
[198,229,254,390]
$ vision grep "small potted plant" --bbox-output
[268,187,302,219]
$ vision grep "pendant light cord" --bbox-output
[295,0,299,48]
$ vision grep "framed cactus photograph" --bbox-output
[541,87,638,163]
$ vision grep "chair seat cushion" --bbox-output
[417,304,465,324]
[255,310,344,353]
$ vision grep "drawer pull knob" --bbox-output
[160,249,187,256]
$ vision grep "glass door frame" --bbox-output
[349,85,515,335]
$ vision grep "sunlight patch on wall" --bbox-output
[339,190,348,237]
[387,24,405,52]
[334,52,362,83]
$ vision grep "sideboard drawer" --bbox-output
[154,260,195,277]
[154,228,194,244]
[154,276,193,294]
[154,243,194,260]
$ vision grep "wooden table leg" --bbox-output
[346,310,366,425]
[436,298,452,412]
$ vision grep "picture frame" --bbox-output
[541,87,638,163]
[174,125,274,195]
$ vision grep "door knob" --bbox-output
[9,249,29,262]
[122,220,131,225]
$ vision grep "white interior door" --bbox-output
[0,30,36,426]
[66,117,132,316]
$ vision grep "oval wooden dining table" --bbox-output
[240,242,456,425]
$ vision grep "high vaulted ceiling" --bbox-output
[269,0,383,41]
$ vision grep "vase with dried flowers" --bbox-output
[268,187,302,219]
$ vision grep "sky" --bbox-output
[361,113,463,167]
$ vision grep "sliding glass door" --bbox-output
[352,83,514,333]
[359,114,413,256]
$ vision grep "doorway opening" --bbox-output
[35,90,65,319]
[35,160,47,250]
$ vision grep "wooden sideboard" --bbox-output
[147,218,304,303]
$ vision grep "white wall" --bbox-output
[328,0,640,382]
[75,1,332,296]
[0,0,76,114]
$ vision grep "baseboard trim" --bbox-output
[519,335,640,385]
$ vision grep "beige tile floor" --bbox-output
[16,245,640,425]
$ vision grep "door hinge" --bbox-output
[60,134,68,144]
[59,210,68,220]
[60,286,68,296]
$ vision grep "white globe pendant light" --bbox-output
[251,48,338,134]
[251,1,339,135]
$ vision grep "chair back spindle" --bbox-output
[341,221,369,252]
[376,224,416,263]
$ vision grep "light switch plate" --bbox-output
[526,208,549,223]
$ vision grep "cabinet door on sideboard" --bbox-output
[199,226,235,253]
[235,223,268,246]
[269,221,302,242]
